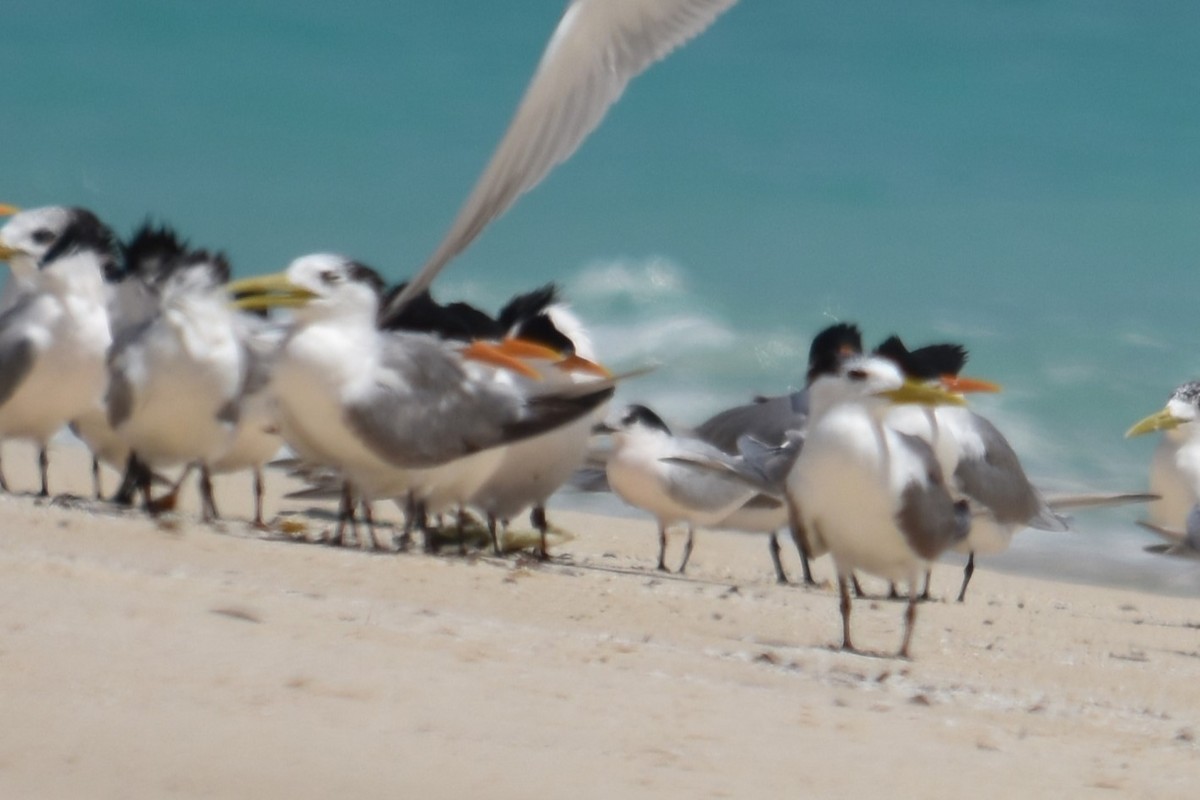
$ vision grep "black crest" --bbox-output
[39,207,119,273]
[806,322,863,383]
[497,283,560,331]
[621,404,671,435]
[123,221,188,283]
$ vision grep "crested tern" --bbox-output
[693,322,863,584]
[0,206,117,495]
[1126,381,1200,532]
[229,254,617,548]
[106,245,246,520]
[788,354,970,658]
[469,285,610,558]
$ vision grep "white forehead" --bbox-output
[286,253,351,282]
[0,206,73,245]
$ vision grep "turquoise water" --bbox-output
[6,2,1200,590]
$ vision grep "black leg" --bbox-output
[331,482,353,546]
[38,447,50,497]
[852,574,866,598]
[91,456,103,500]
[768,531,788,584]
[677,525,695,574]
[899,587,919,659]
[111,453,142,506]
[198,465,218,523]
[786,496,817,587]
[837,574,855,652]
[251,468,266,528]
[531,504,549,561]
[487,512,502,556]
[0,450,8,492]
[956,552,976,603]
[656,523,669,572]
[920,568,933,601]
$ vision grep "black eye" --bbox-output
[320,270,343,284]
[846,368,868,381]
[32,229,56,245]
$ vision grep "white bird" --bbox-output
[71,222,189,499]
[468,286,611,558]
[600,404,771,573]
[879,335,1149,602]
[0,206,116,495]
[1126,381,1200,531]
[386,0,741,315]
[205,314,285,527]
[227,254,617,548]
[106,246,246,520]
[788,355,970,658]
[693,322,864,584]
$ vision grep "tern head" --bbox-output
[1126,381,1200,439]
[805,322,863,384]
[0,206,118,282]
[874,334,1001,394]
[228,254,386,322]
[122,222,189,288]
[595,403,671,438]
[155,249,232,302]
[809,354,968,420]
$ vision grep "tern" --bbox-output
[106,245,246,520]
[600,404,772,573]
[788,354,970,658]
[1126,381,1200,532]
[469,285,610,558]
[0,206,117,495]
[228,254,617,548]
[880,335,1149,602]
[693,322,863,584]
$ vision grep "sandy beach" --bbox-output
[0,441,1197,799]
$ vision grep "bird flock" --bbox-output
[0,0,1187,660]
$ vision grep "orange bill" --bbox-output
[555,353,613,378]
[460,341,543,380]
[0,203,19,217]
[493,337,565,361]
[940,374,1002,393]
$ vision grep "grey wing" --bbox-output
[239,331,277,399]
[953,412,1067,531]
[0,292,40,408]
[693,392,807,454]
[386,0,739,314]
[345,333,613,469]
[0,337,35,409]
[894,432,970,560]
[660,455,757,515]
[735,431,803,489]
[104,316,157,429]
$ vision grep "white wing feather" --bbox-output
[387,0,739,315]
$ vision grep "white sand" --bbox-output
[0,441,1198,798]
